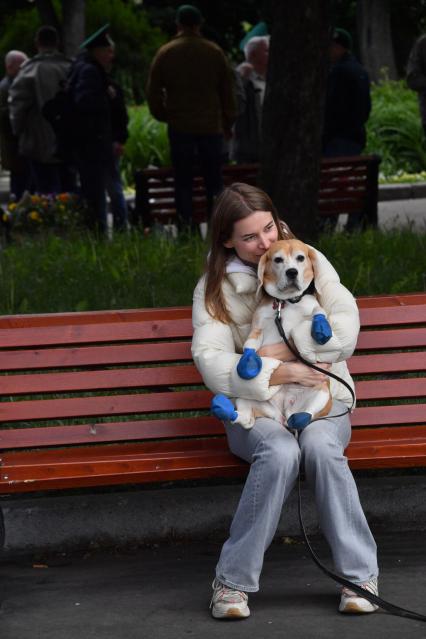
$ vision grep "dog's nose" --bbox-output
[286,268,298,279]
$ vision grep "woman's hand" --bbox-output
[269,361,331,387]
[257,342,295,362]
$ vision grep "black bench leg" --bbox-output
[363,154,380,229]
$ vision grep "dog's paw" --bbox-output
[237,348,262,379]
[311,314,332,345]
[287,412,312,430]
[211,394,238,422]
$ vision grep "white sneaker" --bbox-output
[210,578,250,619]
[339,576,379,614]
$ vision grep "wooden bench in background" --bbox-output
[134,155,381,229]
[0,291,424,514]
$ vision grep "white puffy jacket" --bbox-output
[191,249,360,409]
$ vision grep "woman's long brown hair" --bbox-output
[204,183,294,323]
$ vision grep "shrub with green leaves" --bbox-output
[122,105,171,185]
[366,80,426,177]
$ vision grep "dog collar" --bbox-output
[273,279,316,311]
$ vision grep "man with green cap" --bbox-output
[68,24,128,233]
[146,5,237,231]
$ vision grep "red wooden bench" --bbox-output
[134,155,381,228]
[0,292,424,512]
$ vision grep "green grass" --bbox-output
[0,225,424,315]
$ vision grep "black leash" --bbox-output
[274,307,426,622]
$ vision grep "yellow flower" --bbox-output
[2,212,10,222]
[7,202,17,211]
[31,195,41,205]
[28,210,42,222]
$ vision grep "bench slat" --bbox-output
[355,377,426,400]
[356,327,426,350]
[349,351,425,374]
[0,389,212,422]
[0,318,194,348]
[358,304,426,326]
[0,416,222,449]
[0,364,202,395]
[1,435,425,493]
[351,404,426,427]
[0,306,193,328]
[0,341,193,371]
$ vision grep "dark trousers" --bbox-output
[168,128,224,227]
[10,158,31,200]
[30,161,76,195]
[77,157,108,233]
[321,137,365,233]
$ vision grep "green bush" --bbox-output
[366,80,426,177]
[122,105,171,185]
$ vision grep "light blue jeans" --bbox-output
[216,401,378,592]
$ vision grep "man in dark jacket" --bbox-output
[322,28,371,231]
[146,4,236,230]
[9,26,73,195]
[70,24,117,232]
[323,28,371,157]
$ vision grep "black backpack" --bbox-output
[42,76,76,161]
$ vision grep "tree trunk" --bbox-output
[35,0,85,58]
[260,1,331,241]
[62,0,86,57]
[35,0,61,31]
[357,0,397,82]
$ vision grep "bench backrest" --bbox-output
[134,156,380,227]
[0,292,424,489]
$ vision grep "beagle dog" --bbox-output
[213,239,333,431]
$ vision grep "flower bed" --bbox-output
[1,192,87,236]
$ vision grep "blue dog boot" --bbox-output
[211,394,238,422]
[287,412,312,430]
[311,313,332,345]
[237,348,262,379]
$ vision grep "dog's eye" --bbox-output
[296,255,305,262]
[274,257,284,263]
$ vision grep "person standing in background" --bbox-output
[146,4,237,232]
[231,36,269,164]
[0,50,30,200]
[9,26,74,195]
[321,28,371,232]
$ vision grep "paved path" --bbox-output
[1,532,425,639]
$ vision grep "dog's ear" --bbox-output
[257,251,269,289]
[307,246,317,275]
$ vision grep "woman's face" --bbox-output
[223,210,279,265]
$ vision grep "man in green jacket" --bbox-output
[146,4,237,231]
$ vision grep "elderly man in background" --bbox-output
[146,4,237,232]
[0,50,30,200]
[9,26,74,195]
[231,35,269,164]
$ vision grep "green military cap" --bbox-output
[332,27,353,51]
[80,23,114,50]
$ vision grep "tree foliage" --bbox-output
[0,0,165,102]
